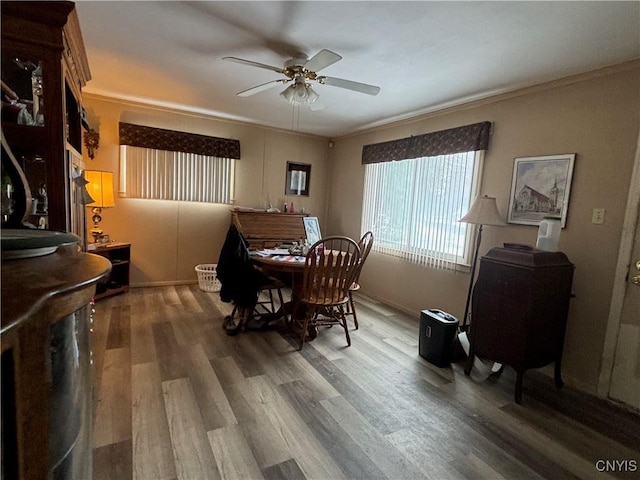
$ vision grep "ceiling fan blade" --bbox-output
[237,79,287,97]
[223,56,284,74]
[318,76,381,96]
[304,49,342,72]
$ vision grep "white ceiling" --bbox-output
[75,1,640,138]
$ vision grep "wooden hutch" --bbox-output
[1,1,91,243]
[1,3,103,479]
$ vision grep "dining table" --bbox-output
[251,252,318,339]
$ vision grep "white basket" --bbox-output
[195,264,221,292]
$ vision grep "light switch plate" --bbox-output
[592,208,605,224]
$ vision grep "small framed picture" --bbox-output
[285,162,311,196]
[303,216,322,245]
[507,154,576,227]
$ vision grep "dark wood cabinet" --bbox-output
[90,242,131,300]
[1,238,110,480]
[465,246,574,403]
[1,1,91,241]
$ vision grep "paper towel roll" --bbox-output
[458,332,501,381]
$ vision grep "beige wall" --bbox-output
[326,63,640,393]
[83,62,639,395]
[82,95,330,286]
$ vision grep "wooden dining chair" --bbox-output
[217,224,287,334]
[253,275,286,320]
[345,231,374,329]
[296,236,361,350]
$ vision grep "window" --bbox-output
[119,146,235,203]
[362,151,482,270]
[117,123,240,204]
[360,121,491,270]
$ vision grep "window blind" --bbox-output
[362,151,482,270]
[117,123,238,204]
[119,146,235,204]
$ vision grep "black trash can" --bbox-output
[419,309,459,367]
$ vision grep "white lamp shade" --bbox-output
[280,84,295,102]
[305,85,319,104]
[459,195,505,226]
[280,78,319,105]
[85,170,115,208]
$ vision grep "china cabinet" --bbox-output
[1,231,111,480]
[1,1,91,243]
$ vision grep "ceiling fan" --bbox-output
[222,49,380,108]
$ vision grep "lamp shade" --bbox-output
[85,170,115,208]
[305,84,319,104]
[459,195,505,226]
[280,77,319,105]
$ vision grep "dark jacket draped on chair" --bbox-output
[216,224,270,309]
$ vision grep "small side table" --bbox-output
[89,242,131,300]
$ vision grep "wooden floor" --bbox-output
[91,285,640,480]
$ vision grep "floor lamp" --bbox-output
[458,195,505,331]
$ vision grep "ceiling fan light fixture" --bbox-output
[227,49,380,104]
[279,81,319,105]
[280,84,296,103]
[306,85,319,104]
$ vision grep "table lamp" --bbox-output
[458,195,506,330]
[85,170,115,243]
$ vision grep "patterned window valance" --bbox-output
[119,122,241,160]
[362,121,491,165]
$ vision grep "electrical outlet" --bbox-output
[592,208,605,224]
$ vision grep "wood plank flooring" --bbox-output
[92,285,640,480]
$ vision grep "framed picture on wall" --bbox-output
[507,153,576,227]
[285,162,311,196]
